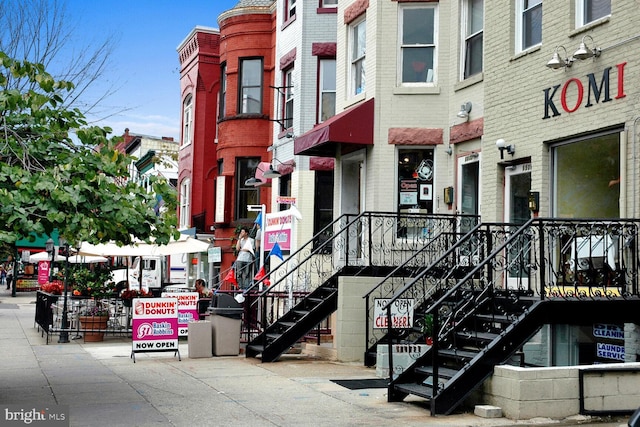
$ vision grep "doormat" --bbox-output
[331,378,388,390]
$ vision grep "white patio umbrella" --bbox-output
[155,234,211,255]
[28,252,109,264]
[78,233,209,257]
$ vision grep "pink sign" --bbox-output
[37,261,50,285]
[161,292,200,336]
[131,298,179,352]
[264,229,292,251]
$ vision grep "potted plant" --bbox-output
[71,265,115,298]
[78,302,110,342]
[120,288,152,307]
[422,313,434,346]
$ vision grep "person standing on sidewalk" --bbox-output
[5,255,15,290]
[235,227,254,290]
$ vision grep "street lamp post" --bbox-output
[58,240,70,343]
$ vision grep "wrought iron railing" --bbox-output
[363,215,480,359]
[243,212,475,341]
[383,218,640,405]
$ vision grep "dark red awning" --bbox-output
[294,98,374,157]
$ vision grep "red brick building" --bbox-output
[178,1,276,283]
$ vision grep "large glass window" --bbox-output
[319,59,336,122]
[576,0,610,27]
[462,0,483,80]
[182,95,193,146]
[516,0,542,53]
[350,19,366,96]
[239,58,263,114]
[282,67,294,130]
[179,179,191,229]
[236,158,261,221]
[553,133,619,218]
[399,4,436,84]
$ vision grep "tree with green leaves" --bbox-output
[0,51,178,250]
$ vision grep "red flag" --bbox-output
[254,266,266,281]
[254,266,271,286]
[224,268,237,286]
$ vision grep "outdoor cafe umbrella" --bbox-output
[28,252,109,264]
[77,233,210,257]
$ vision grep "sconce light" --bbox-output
[263,164,281,179]
[457,102,472,120]
[496,138,515,160]
[546,46,573,70]
[263,158,297,179]
[244,177,263,187]
[572,34,601,60]
[445,145,453,156]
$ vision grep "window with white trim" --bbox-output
[236,158,260,221]
[219,62,226,121]
[576,0,610,27]
[516,0,542,53]
[399,4,437,84]
[350,18,366,96]
[182,94,193,147]
[239,58,263,114]
[282,67,294,130]
[322,0,337,7]
[462,0,483,80]
[284,0,296,23]
[319,59,336,122]
[179,179,191,229]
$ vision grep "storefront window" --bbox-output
[553,132,619,218]
[398,149,434,238]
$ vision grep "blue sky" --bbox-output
[64,0,237,141]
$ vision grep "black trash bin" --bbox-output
[208,294,243,356]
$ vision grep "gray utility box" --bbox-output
[209,294,243,356]
[188,320,212,358]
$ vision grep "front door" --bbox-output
[505,163,532,289]
[340,152,365,264]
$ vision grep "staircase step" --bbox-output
[456,331,499,342]
[293,310,310,316]
[415,366,459,379]
[393,382,434,399]
[307,297,326,303]
[474,313,512,323]
[438,348,478,360]
[280,321,296,328]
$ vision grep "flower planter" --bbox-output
[78,315,109,342]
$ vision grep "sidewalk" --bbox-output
[0,289,629,427]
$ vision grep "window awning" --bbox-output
[294,98,374,157]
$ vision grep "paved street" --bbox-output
[0,289,630,427]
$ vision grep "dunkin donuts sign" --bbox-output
[131,298,179,352]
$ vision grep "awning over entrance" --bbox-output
[294,98,374,157]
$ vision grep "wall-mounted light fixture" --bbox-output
[546,46,573,70]
[244,176,263,187]
[547,35,601,70]
[263,165,281,179]
[264,158,296,179]
[496,139,515,160]
[445,145,453,156]
[457,102,472,120]
[572,34,601,60]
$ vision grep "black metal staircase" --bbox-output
[244,212,474,362]
[383,218,640,415]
